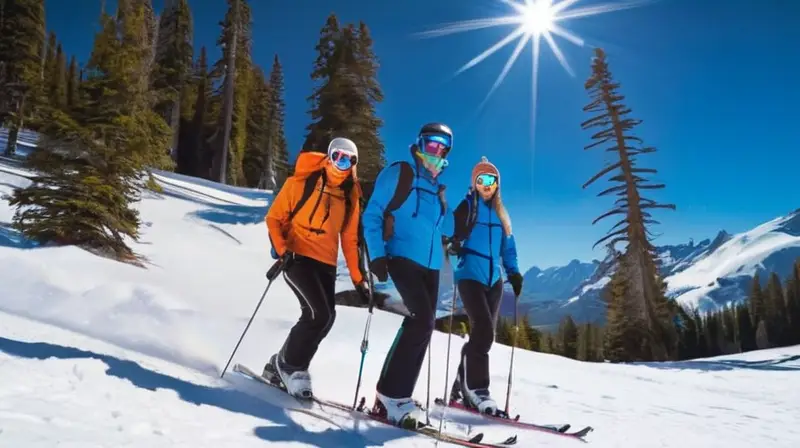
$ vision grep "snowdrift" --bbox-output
[1,158,799,447]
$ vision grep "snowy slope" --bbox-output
[2,158,800,447]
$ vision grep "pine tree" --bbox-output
[242,66,269,187]
[210,0,253,185]
[765,271,788,346]
[582,48,677,362]
[66,56,80,110]
[521,315,541,351]
[181,46,212,177]
[736,304,756,352]
[48,42,67,108]
[303,13,345,152]
[302,15,385,197]
[263,54,289,190]
[558,315,579,359]
[152,0,193,158]
[0,0,45,155]
[9,3,171,262]
[748,273,767,332]
[349,21,385,191]
[495,317,512,346]
[785,260,800,344]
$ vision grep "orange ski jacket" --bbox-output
[265,151,364,284]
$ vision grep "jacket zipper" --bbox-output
[488,203,494,287]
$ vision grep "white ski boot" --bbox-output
[263,354,313,399]
[463,387,499,415]
[372,391,425,429]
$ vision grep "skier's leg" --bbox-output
[374,257,438,425]
[267,255,335,396]
[456,279,500,414]
[457,280,492,390]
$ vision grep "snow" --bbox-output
[1,159,800,447]
[666,215,800,309]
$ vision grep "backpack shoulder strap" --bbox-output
[464,192,479,240]
[287,170,323,222]
[385,161,414,214]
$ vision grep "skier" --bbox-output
[361,122,456,427]
[263,137,369,398]
[447,156,523,415]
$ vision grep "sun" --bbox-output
[414,0,648,147]
[521,0,556,35]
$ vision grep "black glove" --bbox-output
[354,281,371,305]
[445,239,463,256]
[267,251,294,280]
[370,257,389,282]
[508,272,523,297]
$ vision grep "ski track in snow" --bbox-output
[1,159,800,447]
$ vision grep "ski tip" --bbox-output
[467,432,484,443]
[501,434,518,445]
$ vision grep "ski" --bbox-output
[232,363,515,447]
[434,397,594,441]
[321,396,517,447]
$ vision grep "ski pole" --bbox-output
[352,241,376,410]
[220,258,285,378]
[436,281,458,440]
[503,293,520,415]
[425,336,432,425]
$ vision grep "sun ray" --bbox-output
[455,27,527,75]
[477,26,532,111]
[549,23,584,46]
[542,31,574,77]
[414,0,647,192]
[413,16,520,39]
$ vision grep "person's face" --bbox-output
[475,173,498,201]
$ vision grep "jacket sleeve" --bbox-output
[265,178,295,257]
[340,190,364,284]
[501,233,520,275]
[440,201,456,239]
[361,163,400,261]
[450,198,470,241]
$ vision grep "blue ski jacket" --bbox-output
[452,194,520,286]
[362,157,454,271]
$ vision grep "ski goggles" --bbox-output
[418,134,452,158]
[329,148,358,171]
[476,173,497,187]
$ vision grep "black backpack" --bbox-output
[378,161,446,241]
[287,169,357,229]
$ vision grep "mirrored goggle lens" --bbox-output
[476,173,497,186]
[420,134,451,156]
[330,149,357,170]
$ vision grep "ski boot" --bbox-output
[453,368,500,416]
[371,391,425,429]
[262,354,313,400]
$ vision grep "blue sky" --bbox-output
[49,0,800,269]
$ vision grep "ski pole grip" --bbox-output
[266,259,283,281]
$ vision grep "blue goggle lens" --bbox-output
[476,173,497,186]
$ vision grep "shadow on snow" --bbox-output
[0,222,37,249]
[634,354,800,372]
[157,182,270,226]
[0,336,414,447]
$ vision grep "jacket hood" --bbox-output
[293,151,328,178]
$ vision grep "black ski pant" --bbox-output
[376,256,440,399]
[278,254,337,372]
[457,279,503,391]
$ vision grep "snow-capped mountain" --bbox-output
[514,210,800,326]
